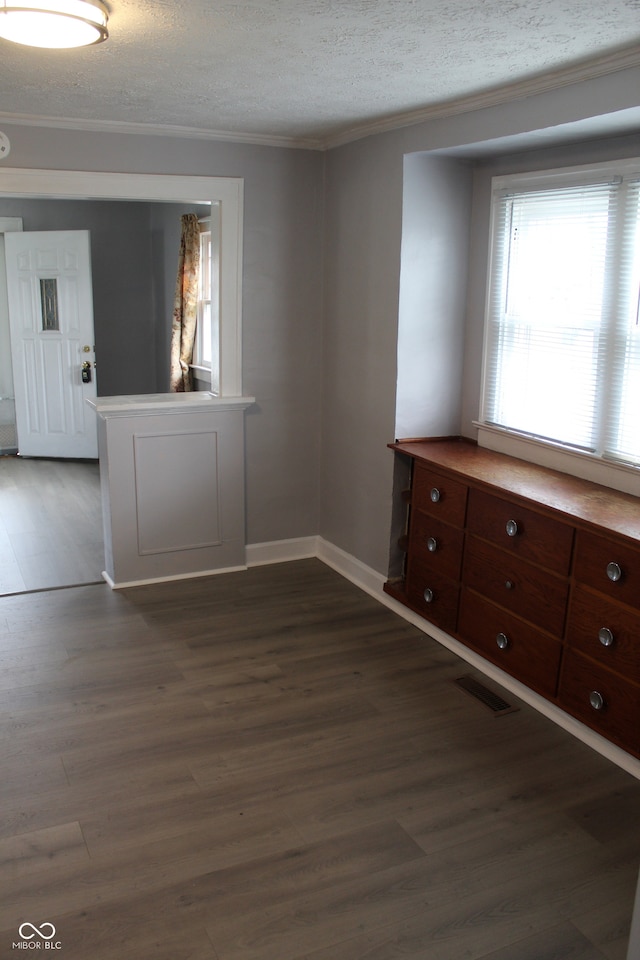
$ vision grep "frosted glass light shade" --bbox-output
[0,0,108,48]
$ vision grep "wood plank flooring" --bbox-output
[0,456,103,595]
[0,559,639,959]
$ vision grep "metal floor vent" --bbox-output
[453,675,519,716]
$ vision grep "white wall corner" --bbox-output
[247,534,389,599]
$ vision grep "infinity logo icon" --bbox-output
[18,923,56,941]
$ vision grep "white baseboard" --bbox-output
[102,563,248,590]
[316,537,387,598]
[105,532,640,780]
[103,536,319,587]
[246,536,319,567]
[313,540,640,781]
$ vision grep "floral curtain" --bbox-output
[169,213,201,392]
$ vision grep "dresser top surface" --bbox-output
[391,439,640,544]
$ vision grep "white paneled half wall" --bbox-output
[89,392,254,588]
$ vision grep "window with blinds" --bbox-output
[481,162,640,468]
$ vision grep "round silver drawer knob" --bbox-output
[423,587,434,603]
[589,690,605,711]
[496,632,509,650]
[505,579,514,590]
[505,519,519,537]
[426,537,438,553]
[598,627,614,647]
[430,487,440,503]
[606,562,622,582]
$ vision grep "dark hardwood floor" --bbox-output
[1,558,639,959]
[0,455,103,595]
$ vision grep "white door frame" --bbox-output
[0,216,22,402]
[0,168,244,398]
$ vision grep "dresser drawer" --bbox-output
[406,561,459,634]
[463,535,568,636]
[409,511,464,581]
[467,487,574,575]
[566,585,640,685]
[558,649,640,757]
[390,439,640,762]
[458,589,562,699]
[412,463,467,528]
[574,530,640,612]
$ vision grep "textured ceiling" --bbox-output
[1,0,640,147]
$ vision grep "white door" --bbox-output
[4,230,98,458]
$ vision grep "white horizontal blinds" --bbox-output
[484,179,618,451]
[606,178,640,465]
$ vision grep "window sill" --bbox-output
[190,365,213,393]
[474,422,640,498]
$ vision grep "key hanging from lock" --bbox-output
[82,360,92,384]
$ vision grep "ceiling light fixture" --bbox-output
[0,0,108,48]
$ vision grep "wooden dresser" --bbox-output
[385,438,640,760]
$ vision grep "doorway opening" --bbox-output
[0,167,244,595]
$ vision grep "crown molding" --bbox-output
[0,111,324,152]
[320,43,640,150]
[1,43,639,154]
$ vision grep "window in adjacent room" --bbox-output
[480,159,640,468]
[193,215,220,394]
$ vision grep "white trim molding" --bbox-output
[476,423,640,498]
[315,538,640,781]
[102,564,248,590]
[322,43,640,149]
[246,536,319,567]
[1,42,640,152]
[104,528,640,780]
[0,167,245,398]
[316,538,388,600]
[0,111,325,151]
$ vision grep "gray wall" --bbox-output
[321,63,640,575]
[0,196,205,395]
[396,153,472,441]
[0,128,325,548]
[1,59,639,570]
[321,135,404,574]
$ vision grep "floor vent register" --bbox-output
[453,674,519,716]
